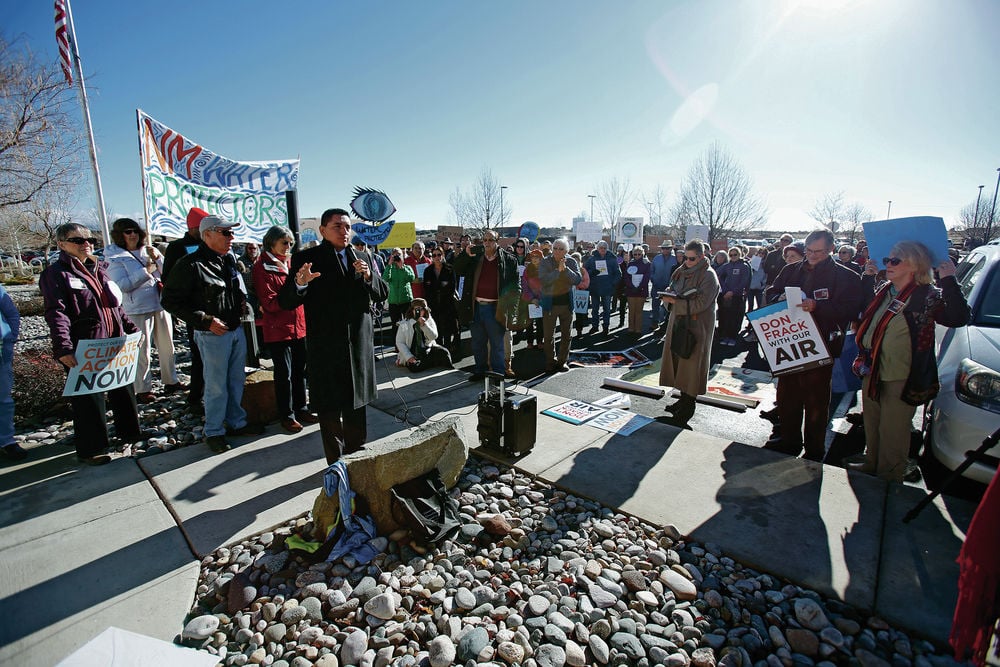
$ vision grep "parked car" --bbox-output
[925,244,1000,484]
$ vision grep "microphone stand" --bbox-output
[903,426,1000,523]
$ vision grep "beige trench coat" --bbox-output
[659,258,720,396]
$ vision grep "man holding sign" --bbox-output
[764,229,863,461]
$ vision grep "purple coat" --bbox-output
[39,251,136,360]
[623,259,651,298]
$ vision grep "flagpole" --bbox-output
[63,0,110,246]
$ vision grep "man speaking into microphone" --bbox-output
[279,208,388,463]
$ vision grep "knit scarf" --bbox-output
[854,281,917,400]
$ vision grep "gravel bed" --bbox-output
[185,459,966,667]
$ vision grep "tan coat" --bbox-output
[659,257,720,396]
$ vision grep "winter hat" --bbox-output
[187,207,210,230]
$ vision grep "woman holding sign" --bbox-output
[657,240,720,427]
[39,223,145,466]
[851,241,970,482]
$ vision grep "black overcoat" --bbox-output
[278,241,388,412]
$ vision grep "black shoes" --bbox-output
[205,436,231,454]
[763,437,803,456]
[295,411,320,425]
[164,382,189,395]
[1,443,28,462]
[226,422,265,437]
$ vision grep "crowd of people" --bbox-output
[0,208,971,487]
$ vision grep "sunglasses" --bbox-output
[883,257,903,267]
[122,229,141,235]
[278,239,295,247]
[684,255,699,262]
[209,228,235,237]
[515,244,525,248]
[431,253,443,257]
[63,237,95,245]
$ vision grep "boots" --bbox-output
[504,359,515,379]
[658,393,696,427]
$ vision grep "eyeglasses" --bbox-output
[122,229,140,235]
[278,240,294,247]
[431,253,443,257]
[883,257,903,267]
[209,228,235,237]
[62,237,95,245]
[684,255,699,262]
[515,244,524,248]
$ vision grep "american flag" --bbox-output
[54,0,73,85]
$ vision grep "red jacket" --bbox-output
[252,252,306,343]
[404,255,430,299]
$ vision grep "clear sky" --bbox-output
[5,0,999,232]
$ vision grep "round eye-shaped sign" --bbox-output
[350,187,397,223]
[621,222,638,237]
[627,265,638,274]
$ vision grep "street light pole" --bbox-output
[887,201,892,219]
[588,194,596,223]
[987,168,1000,244]
[500,185,507,231]
[973,185,985,239]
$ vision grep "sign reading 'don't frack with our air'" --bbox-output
[746,301,831,376]
[63,333,142,397]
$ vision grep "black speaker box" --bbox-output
[503,394,536,455]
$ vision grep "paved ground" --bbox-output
[0,314,981,665]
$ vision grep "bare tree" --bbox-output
[670,142,768,241]
[840,202,872,244]
[642,184,668,231]
[957,197,992,245]
[595,176,636,244]
[29,182,77,263]
[0,37,85,211]
[466,167,511,233]
[810,191,846,235]
[447,186,472,229]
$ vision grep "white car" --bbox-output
[926,245,1000,484]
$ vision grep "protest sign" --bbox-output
[617,217,643,245]
[569,347,650,368]
[586,409,653,436]
[352,220,396,246]
[573,220,604,243]
[572,288,590,314]
[542,400,605,425]
[862,216,950,267]
[137,110,298,243]
[518,221,540,241]
[746,301,831,376]
[705,364,775,408]
[379,222,416,249]
[686,224,709,243]
[63,333,142,397]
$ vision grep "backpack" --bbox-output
[391,469,462,544]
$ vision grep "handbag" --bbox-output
[671,316,697,359]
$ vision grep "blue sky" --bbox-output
[5,0,999,232]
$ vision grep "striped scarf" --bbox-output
[854,281,917,400]
[69,256,121,338]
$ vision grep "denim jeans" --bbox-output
[194,328,248,437]
[470,302,506,375]
[0,346,14,446]
[590,294,612,329]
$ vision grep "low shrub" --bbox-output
[1,273,36,286]
[16,295,45,317]
[12,348,71,425]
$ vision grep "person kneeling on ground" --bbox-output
[395,298,452,372]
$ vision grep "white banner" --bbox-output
[63,333,142,396]
[572,288,590,314]
[573,220,605,243]
[746,302,831,376]
[686,224,710,243]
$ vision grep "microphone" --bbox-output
[344,245,359,277]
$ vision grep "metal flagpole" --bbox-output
[63,0,110,246]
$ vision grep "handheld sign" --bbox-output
[746,301,831,376]
[518,221,540,242]
[350,187,396,223]
[63,333,142,396]
[352,220,395,246]
[862,216,950,267]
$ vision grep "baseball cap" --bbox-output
[187,207,209,230]
[199,215,240,233]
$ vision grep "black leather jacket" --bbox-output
[160,243,246,330]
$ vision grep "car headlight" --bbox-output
[956,358,1000,414]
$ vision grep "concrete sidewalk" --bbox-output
[0,362,975,665]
